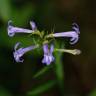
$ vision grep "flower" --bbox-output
[13,42,39,62]
[46,23,80,44]
[8,20,35,37]
[7,20,81,64]
[42,44,54,65]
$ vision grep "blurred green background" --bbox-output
[0,0,96,96]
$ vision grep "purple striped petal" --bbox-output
[42,44,54,65]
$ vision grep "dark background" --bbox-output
[0,0,96,96]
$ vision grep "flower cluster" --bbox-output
[8,20,81,65]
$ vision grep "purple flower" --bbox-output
[13,42,39,62]
[8,20,36,37]
[42,44,54,65]
[47,23,80,44]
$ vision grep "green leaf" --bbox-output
[33,66,50,78]
[27,80,56,96]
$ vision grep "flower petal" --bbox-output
[72,23,80,34]
[13,48,24,62]
[70,36,79,45]
[42,44,55,65]
[8,20,15,37]
[14,42,21,51]
[43,44,49,54]
[46,57,51,65]
[30,21,37,30]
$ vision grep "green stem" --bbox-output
[54,42,65,95]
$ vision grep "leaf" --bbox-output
[33,66,50,78]
[27,80,56,96]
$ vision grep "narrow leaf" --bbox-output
[27,80,56,96]
[33,66,50,78]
